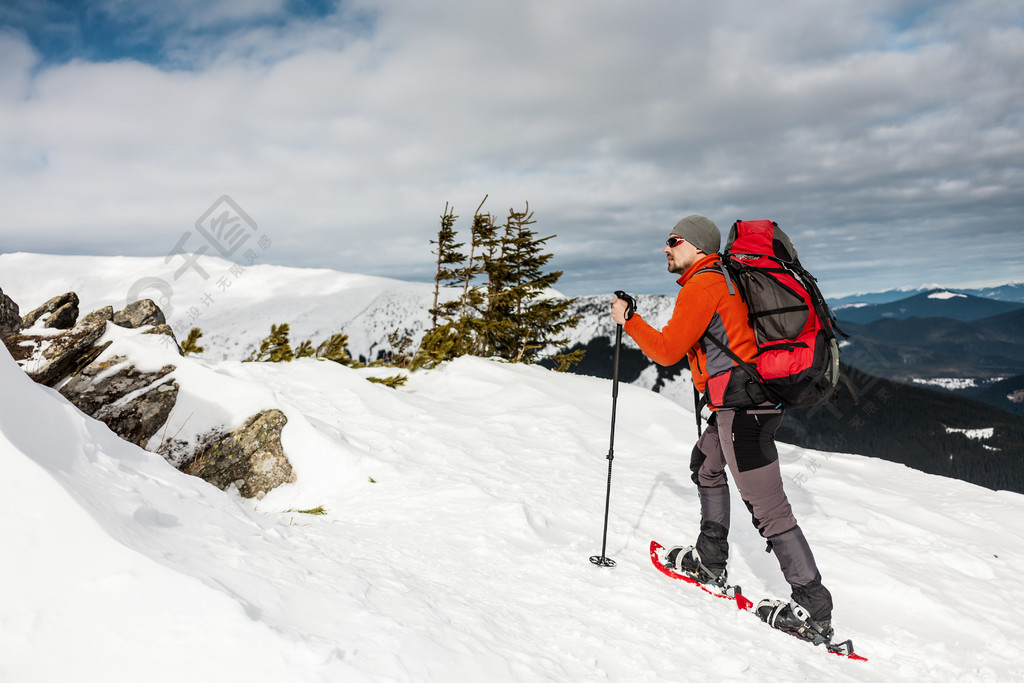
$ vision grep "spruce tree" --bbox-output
[415,197,491,367]
[429,203,465,329]
[316,332,356,366]
[412,323,468,370]
[181,327,205,356]
[464,199,509,358]
[414,197,582,370]
[382,329,415,368]
[247,323,294,362]
[460,195,491,324]
[496,203,581,365]
[295,339,315,358]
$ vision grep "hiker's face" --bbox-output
[665,237,701,274]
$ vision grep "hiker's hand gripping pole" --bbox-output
[610,290,636,325]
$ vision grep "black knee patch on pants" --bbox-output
[741,498,763,535]
[731,410,781,472]
[689,442,706,486]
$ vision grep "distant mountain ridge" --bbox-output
[830,282,1024,307]
[778,364,1024,494]
[967,282,1024,303]
[835,289,1024,324]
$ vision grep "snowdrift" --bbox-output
[1,252,1023,681]
[2,341,1023,681]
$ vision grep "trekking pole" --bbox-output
[590,291,634,569]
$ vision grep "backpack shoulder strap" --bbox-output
[702,329,761,382]
[693,259,736,296]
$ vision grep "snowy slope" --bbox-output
[3,252,1024,681]
[0,252,449,362]
[3,336,1024,681]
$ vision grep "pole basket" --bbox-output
[589,555,616,568]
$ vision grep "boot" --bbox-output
[755,599,834,644]
[664,545,728,587]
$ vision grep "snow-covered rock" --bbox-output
[0,286,19,337]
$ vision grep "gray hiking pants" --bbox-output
[691,408,796,538]
[690,408,833,620]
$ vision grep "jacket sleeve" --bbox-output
[623,280,718,367]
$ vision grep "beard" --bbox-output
[667,254,692,274]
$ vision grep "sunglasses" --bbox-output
[666,236,687,248]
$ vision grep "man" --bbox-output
[610,215,834,643]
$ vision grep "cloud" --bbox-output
[0,0,1021,299]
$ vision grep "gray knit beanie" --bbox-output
[670,215,721,255]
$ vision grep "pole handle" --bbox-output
[614,290,636,321]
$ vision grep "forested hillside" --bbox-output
[837,309,1024,379]
[779,365,1024,494]
[548,340,1024,493]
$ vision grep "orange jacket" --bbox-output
[623,253,758,396]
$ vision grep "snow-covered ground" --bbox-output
[4,345,1023,682]
[914,378,982,391]
[6,253,1024,679]
[912,377,1006,392]
[946,427,996,441]
[3,254,1024,681]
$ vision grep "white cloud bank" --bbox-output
[0,0,1021,296]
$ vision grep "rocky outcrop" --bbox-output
[59,355,179,448]
[22,292,80,330]
[4,306,113,386]
[113,299,180,354]
[141,324,182,355]
[4,295,185,384]
[5,290,297,498]
[184,409,296,499]
[95,380,180,449]
[113,299,166,329]
[0,287,19,339]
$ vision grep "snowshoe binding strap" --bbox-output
[755,599,833,645]
[665,545,728,588]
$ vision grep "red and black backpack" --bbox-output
[700,219,846,410]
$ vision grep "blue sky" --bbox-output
[0,0,1021,298]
